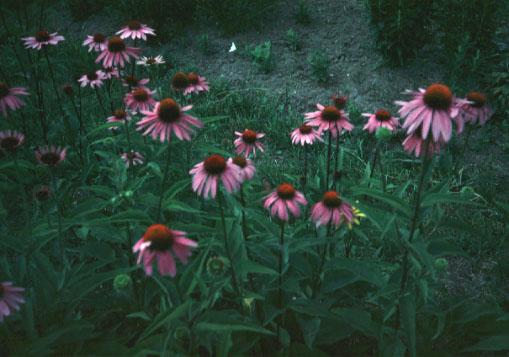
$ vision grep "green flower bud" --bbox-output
[113,274,132,290]
[434,258,448,271]
[207,256,227,277]
[375,127,392,141]
[123,190,134,198]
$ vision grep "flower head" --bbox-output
[305,103,354,138]
[136,55,165,66]
[0,82,28,116]
[133,224,197,277]
[0,281,25,322]
[171,72,190,92]
[234,129,265,157]
[83,33,107,52]
[78,70,106,88]
[263,183,307,221]
[122,75,149,88]
[121,151,145,167]
[95,36,140,68]
[231,156,256,183]
[362,109,399,133]
[189,154,241,199]
[103,67,120,80]
[124,86,156,112]
[184,73,210,95]
[311,191,354,227]
[117,20,155,41]
[35,146,67,166]
[137,98,203,142]
[459,91,493,126]
[0,130,25,152]
[290,124,323,146]
[22,30,64,50]
[402,128,443,158]
[107,108,131,130]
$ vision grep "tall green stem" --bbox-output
[156,143,172,221]
[240,184,248,241]
[277,221,286,339]
[50,170,64,263]
[325,131,332,190]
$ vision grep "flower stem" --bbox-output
[368,141,381,187]
[240,184,248,241]
[95,88,108,117]
[277,221,286,335]
[302,144,308,190]
[49,170,64,263]
[325,131,332,190]
[156,143,172,221]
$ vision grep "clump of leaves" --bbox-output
[250,41,274,73]
[295,0,312,25]
[308,51,330,83]
[285,28,302,51]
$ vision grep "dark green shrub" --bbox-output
[68,0,108,21]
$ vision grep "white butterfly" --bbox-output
[229,42,236,53]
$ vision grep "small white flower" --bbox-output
[229,42,236,53]
[136,55,165,66]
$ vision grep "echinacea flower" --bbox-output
[402,128,443,158]
[0,82,28,116]
[189,154,241,199]
[35,146,67,166]
[133,224,197,277]
[107,108,131,130]
[137,98,203,142]
[396,83,468,143]
[0,130,25,152]
[305,103,354,138]
[290,124,323,146]
[362,109,399,133]
[184,73,209,95]
[171,72,189,92]
[0,281,25,322]
[122,75,149,88]
[117,20,155,41]
[124,87,156,112]
[459,91,493,126]
[136,55,165,66]
[234,129,265,157]
[22,30,64,50]
[103,67,120,80]
[83,33,107,52]
[263,183,307,221]
[311,191,354,228]
[121,151,145,167]
[231,156,256,182]
[78,70,107,88]
[96,36,140,68]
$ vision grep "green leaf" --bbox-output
[351,187,411,217]
[196,322,274,335]
[240,259,278,276]
[400,293,416,357]
[138,301,190,341]
[296,316,321,349]
[421,192,480,207]
[463,335,509,352]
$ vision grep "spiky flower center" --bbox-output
[93,33,105,43]
[143,224,173,251]
[322,106,341,122]
[147,57,156,65]
[466,91,486,108]
[204,154,226,175]
[322,191,341,208]
[188,72,199,85]
[158,98,181,123]
[128,20,142,30]
[108,36,126,52]
[0,82,9,98]
[125,75,139,86]
[113,109,127,119]
[232,156,247,168]
[172,72,189,90]
[87,72,98,81]
[40,152,61,166]
[0,136,20,150]
[423,84,452,110]
[375,109,391,121]
[35,30,50,42]
[299,124,313,134]
[277,183,296,200]
[133,88,148,102]
[242,130,258,144]
[332,95,348,110]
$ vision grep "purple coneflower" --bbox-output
[83,33,107,52]
[263,183,307,221]
[305,103,354,137]
[310,191,354,227]
[189,154,241,199]
[231,156,256,183]
[184,73,209,95]
[121,151,145,168]
[35,146,67,166]
[124,87,156,112]
[117,20,155,41]
[0,281,25,322]
[0,130,25,152]
[0,82,28,116]
[290,124,323,146]
[234,129,265,157]
[78,70,107,88]
[459,91,493,126]
[22,30,64,50]
[362,109,399,133]
[96,36,140,68]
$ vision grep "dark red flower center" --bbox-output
[128,20,142,30]
[143,224,173,251]
[133,88,149,102]
[172,72,189,90]
[147,57,156,64]
[277,183,296,200]
[423,84,452,110]
[35,30,50,42]
[62,84,73,96]
[0,136,21,150]
[204,154,227,175]
[158,98,181,123]
[113,109,127,119]
[332,95,348,110]
[375,109,391,121]
[232,156,247,168]
[299,124,313,134]
[87,72,98,81]
[242,130,258,144]
[108,36,126,52]
[466,91,486,108]
[322,106,341,122]
[40,152,61,166]
[188,72,199,85]
[322,191,341,208]
[93,33,105,43]
[36,186,50,201]
[125,75,139,86]
[0,82,9,98]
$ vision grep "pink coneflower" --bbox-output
[35,146,67,166]
[402,128,443,158]
[0,281,25,322]
[0,130,25,152]
[122,75,149,88]
[459,91,493,126]
[263,183,307,221]
[184,73,210,95]
[137,98,203,142]
[189,154,241,199]
[171,72,189,92]
[396,84,468,143]
[231,156,256,182]
[103,67,120,80]
[0,82,28,116]
[290,124,323,146]
[136,55,165,66]
[305,104,354,137]
[107,108,131,130]
[310,191,354,228]
[121,151,144,167]
[22,30,64,50]
[78,70,107,88]
[124,87,156,112]
[117,20,155,41]
[234,129,265,157]
[96,36,140,68]
[133,224,197,277]
[83,33,107,52]
[362,109,399,133]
